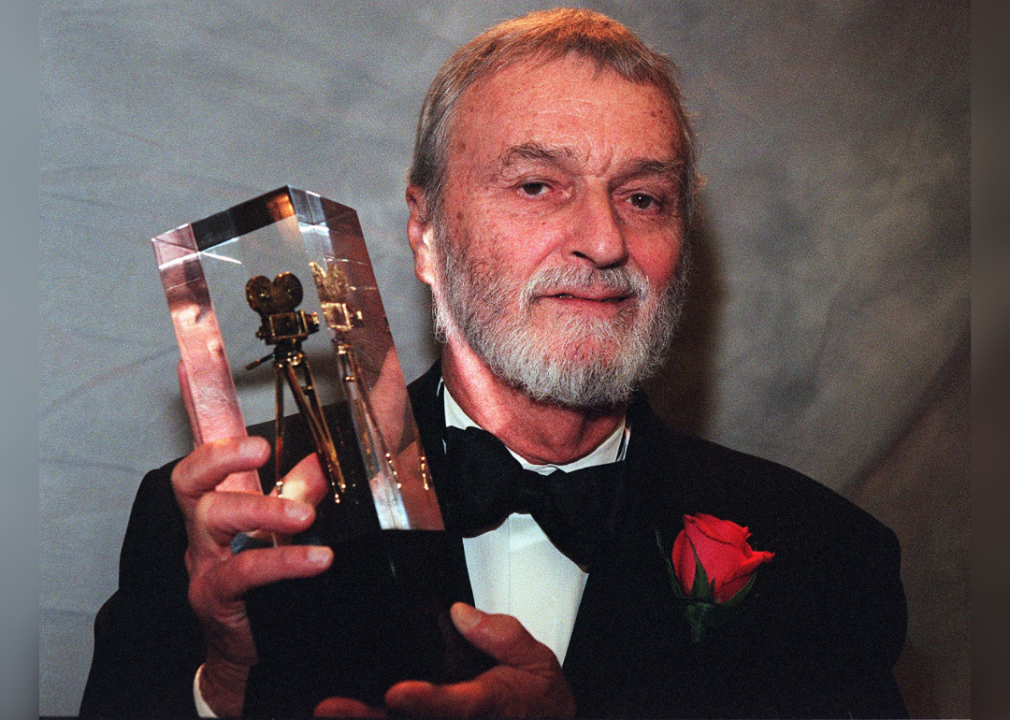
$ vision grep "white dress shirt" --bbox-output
[444,388,628,665]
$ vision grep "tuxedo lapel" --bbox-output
[560,395,702,717]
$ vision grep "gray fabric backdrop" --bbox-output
[39,2,969,716]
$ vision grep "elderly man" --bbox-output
[81,9,907,719]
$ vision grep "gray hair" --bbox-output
[409,7,698,225]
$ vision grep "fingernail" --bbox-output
[450,602,482,632]
[306,546,331,566]
[284,501,312,522]
[385,682,432,713]
[242,436,269,457]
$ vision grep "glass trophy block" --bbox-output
[153,187,489,713]
[153,186,441,533]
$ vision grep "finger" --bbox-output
[450,603,557,672]
[196,544,333,604]
[194,491,317,548]
[314,696,386,718]
[385,607,575,718]
[385,679,487,718]
[172,436,271,510]
[274,452,330,507]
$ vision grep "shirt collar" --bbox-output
[442,384,629,475]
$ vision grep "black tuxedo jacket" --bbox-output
[81,363,907,718]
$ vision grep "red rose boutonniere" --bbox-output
[658,513,774,642]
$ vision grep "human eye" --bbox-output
[519,181,550,197]
[629,192,660,210]
[625,189,672,215]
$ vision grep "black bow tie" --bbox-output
[439,426,625,568]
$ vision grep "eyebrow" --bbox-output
[495,142,683,182]
[496,142,580,172]
[619,158,684,181]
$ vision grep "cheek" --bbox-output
[633,239,682,288]
[469,208,559,270]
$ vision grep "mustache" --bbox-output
[521,265,651,302]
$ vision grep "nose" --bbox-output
[565,188,628,268]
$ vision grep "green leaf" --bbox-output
[690,543,714,602]
[654,528,666,557]
[655,528,687,599]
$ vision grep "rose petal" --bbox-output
[717,575,750,603]
[715,550,773,601]
[671,528,695,595]
[692,513,750,545]
[679,514,774,604]
[686,527,743,589]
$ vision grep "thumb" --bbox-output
[449,603,556,671]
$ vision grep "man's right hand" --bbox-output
[171,437,333,717]
[313,603,576,718]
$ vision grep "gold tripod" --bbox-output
[244,271,347,502]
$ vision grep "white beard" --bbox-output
[430,219,686,409]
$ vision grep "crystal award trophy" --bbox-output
[153,187,489,714]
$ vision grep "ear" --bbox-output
[406,185,436,287]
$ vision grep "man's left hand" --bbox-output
[313,603,576,718]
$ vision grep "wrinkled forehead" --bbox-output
[447,55,684,172]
